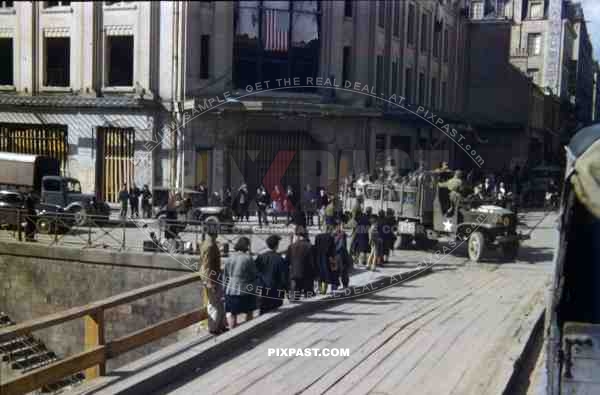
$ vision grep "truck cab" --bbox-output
[41,176,110,223]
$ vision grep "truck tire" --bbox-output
[68,206,87,226]
[468,231,486,262]
[501,240,519,261]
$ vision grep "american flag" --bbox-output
[263,9,289,52]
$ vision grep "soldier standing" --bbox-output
[438,170,465,216]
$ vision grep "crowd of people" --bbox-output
[199,218,379,334]
[118,183,153,218]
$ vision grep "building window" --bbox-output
[391,59,398,94]
[441,81,447,111]
[420,13,428,53]
[529,1,544,19]
[376,55,384,92]
[200,34,210,79]
[342,46,351,82]
[106,35,134,86]
[418,72,425,105]
[233,0,320,91]
[45,1,71,7]
[378,1,385,28]
[443,28,449,62]
[405,68,413,103]
[0,38,13,85]
[393,1,400,37]
[0,1,14,8]
[527,33,542,56]
[470,1,484,20]
[407,4,415,46]
[344,0,352,18]
[45,37,70,87]
[527,68,540,85]
[431,77,437,109]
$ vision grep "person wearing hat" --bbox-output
[439,170,465,216]
[223,236,257,329]
[200,224,226,334]
[255,235,288,314]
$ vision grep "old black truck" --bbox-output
[0,152,110,225]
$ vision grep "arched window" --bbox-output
[234,0,321,91]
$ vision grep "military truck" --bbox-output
[0,152,110,225]
[545,124,600,394]
[344,171,527,262]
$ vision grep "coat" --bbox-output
[351,214,370,254]
[223,251,257,296]
[255,250,288,293]
[315,233,336,283]
[200,238,222,287]
[286,238,315,281]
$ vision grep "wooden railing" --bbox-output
[0,272,207,395]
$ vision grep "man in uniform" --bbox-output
[439,170,465,216]
[200,224,226,334]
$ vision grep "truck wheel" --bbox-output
[501,241,519,261]
[36,218,53,234]
[468,231,486,262]
[69,207,87,226]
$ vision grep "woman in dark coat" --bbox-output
[334,223,351,289]
[223,237,257,328]
[351,209,370,266]
[315,227,337,294]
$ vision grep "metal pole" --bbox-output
[17,209,22,242]
[87,216,92,247]
[121,216,126,250]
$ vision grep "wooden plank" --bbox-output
[0,273,201,342]
[0,346,105,395]
[107,308,207,358]
[84,311,106,379]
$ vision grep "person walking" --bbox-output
[255,235,288,314]
[271,185,283,224]
[223,237,257,329]
[141,185,152,218]
[314,225,337,294]
[334,222,351,289]
[286,229,316,301]
[303,184,316,226]
[318,188,328,228]
[350,207,370,266]
[129,184,140,218]
[235,184,249,222]
[383,208,396,263]
[284,185,295,224]
[367,216,382,271]
[200,225,227,335]
[256,186,270,228]
[118,183,129,218]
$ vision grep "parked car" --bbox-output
[0,190,74,234]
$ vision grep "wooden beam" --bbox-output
[0,346,106,395]
[107,308,207,358]
[84,311,106,379]
[0,273,201,343]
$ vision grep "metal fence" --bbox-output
[0,207,304,256]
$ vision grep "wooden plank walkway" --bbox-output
[156,212,555,395]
